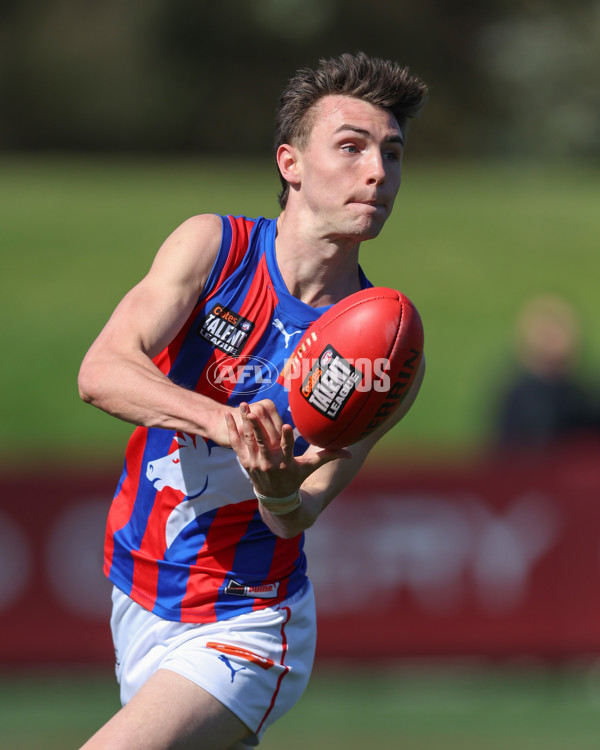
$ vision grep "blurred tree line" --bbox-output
[0,0,598,159]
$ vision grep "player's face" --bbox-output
[296,95,404,242]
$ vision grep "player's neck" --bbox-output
[274,212,362,307]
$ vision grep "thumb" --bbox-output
[299,447,352,472]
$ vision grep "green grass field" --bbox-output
[3,664,600,749]
[1,155,599,464]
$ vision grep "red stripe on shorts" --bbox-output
[255,606,292,734]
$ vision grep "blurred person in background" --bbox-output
[494,294,600,449]
[77,52,427,750]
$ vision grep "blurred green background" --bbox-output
[1,1,599,466]
[1,1,599,747]
[1,157,598,465]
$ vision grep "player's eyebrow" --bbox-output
[334,123,404,145]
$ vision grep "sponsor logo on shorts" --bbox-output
[217,654,248,682]
[199,304,254,356]
[224,579,280,599]
[300,345,362,420]
[207,641,275,671]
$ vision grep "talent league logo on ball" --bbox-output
[300,345,362,420]
[206,355,279,395]
[199,304,255,356]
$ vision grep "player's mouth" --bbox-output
[350,199,388,212]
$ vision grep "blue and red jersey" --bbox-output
[105,214,371,623]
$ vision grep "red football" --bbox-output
[286,287,424,449]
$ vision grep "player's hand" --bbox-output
[225,401,350,498]
[208,398,275,447]
[202,398,271,447]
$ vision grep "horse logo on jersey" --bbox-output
[199,303,255,356]
[145,433,254,549]
[146,433,210,498]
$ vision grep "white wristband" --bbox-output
[254,489,302,516]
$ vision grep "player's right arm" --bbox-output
[78,213,235,445]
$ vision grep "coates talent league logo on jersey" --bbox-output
[301,345,362,420]
[199,304,255,356]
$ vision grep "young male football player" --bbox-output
[78,51,428,749]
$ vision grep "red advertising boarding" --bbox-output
[0,442,599,665]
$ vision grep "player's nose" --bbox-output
[365,151,386,186]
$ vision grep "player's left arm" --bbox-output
[232,356,425,539]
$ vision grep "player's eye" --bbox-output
[384,148,402,161]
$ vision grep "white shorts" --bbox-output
[110,583,317,746]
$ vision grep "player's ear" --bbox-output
[276,144,301,188]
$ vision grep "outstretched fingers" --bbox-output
[226,402,288,468]
[227,401,350,502]
[246,402,283,450]
[280,424,296,460]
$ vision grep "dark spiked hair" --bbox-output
[274,52,428,208]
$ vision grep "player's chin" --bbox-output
[351,218,387,242]
[349,206,389,239]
